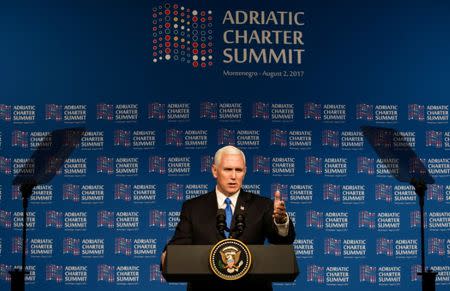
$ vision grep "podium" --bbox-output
[162,244,299,282]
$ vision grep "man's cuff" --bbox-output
[274,215,290,237]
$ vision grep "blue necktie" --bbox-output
[224,198,232,238]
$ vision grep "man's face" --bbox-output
[212,153,246,196]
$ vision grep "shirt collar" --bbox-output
[215,186,240,208]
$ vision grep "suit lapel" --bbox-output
[231,190,252,227]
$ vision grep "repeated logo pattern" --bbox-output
[0,100,449,289]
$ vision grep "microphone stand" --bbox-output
[411,178,437,291]
[8,127,85,291]
[9,182,36,291]
[361,126,438,291]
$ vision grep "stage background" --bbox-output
[1,0,450,290]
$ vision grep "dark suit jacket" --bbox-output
[166,190,296,291]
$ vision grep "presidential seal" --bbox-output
[209,238,252,280]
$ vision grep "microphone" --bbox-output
[216,209,228,238]
[232,213,246,239]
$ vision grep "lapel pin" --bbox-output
[240,206,245,211]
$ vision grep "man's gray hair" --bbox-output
[214,145,246,165]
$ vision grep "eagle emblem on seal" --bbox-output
[220,246,244,273]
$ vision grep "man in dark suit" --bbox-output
[161,145,295,290]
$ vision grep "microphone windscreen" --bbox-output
[216,209,226,220]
